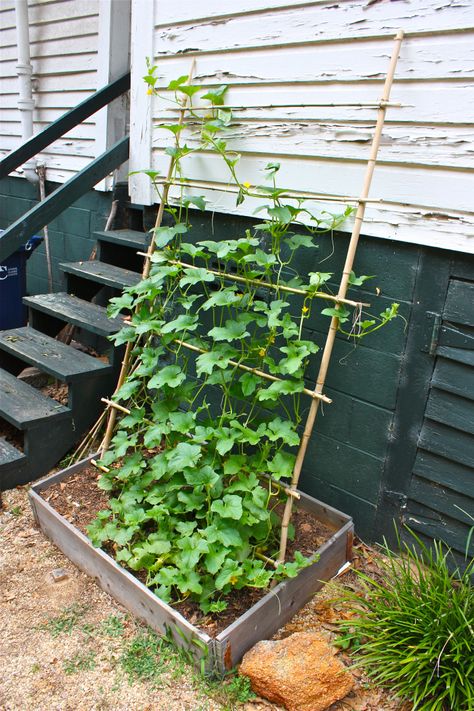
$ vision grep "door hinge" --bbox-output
[421,312,441,356]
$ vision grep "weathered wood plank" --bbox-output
[152,150,474,214]
[168,122,474,170]
[60,260,141,290]
[0,367,70,428]
[413,450,474,498]
[443,280,474,327]
[0,327,111,382]
[24,293,126,337]
[153,0,474,32]
[154,34,474,84]
[410,475,474,527]
[216,521,352,670]
[418,421,474,469]
[432,355,474,400]
[28,488,212,665]
[425,388,474,436]
[405,503,474,558]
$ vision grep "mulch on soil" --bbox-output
[43,463,335,637]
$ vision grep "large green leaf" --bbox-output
[148,365,185,390]
[211,494,243,520]
[208,319,249,342]
[166,442,202,473]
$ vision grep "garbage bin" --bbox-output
[0,234,43,330]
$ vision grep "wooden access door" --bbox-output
[404,279,474,565]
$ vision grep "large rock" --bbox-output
[239,631,354,711]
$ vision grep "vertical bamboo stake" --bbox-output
[277,30,405,563]
[100,62,196,457]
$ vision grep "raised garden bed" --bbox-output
[29,455,353,675]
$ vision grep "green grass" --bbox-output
[337,530,474,711]
[38,603,88,637]
[63,650,97,675]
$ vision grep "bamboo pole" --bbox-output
[160,258,370,307]
[277,30,405,564]
[99,62,196,458]
[162,101,404,111]
[151,177,383,205]
[175,339,332,403]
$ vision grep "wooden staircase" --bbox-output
[0,227,150,490]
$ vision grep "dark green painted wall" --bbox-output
[0,176,111,294]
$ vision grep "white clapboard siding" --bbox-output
[128,0,474,253]
[0,0,101,185]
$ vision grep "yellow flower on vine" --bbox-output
[259,348,266,357]
[243,181,251,189]
[147,88,154,95]
[302,305,309,314]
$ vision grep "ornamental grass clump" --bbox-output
[337,531,474,711]
[87,67,399,614]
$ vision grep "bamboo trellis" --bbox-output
[90,31,404,568]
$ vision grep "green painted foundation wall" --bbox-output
[0,176,111,294]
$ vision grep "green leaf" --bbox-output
[204,546,228,575]
[265,161,280,175]
[268,205,292,223]
[177,489,207,512]
[240,372,261,396]
[285,233,314,250]
[257,379,304,401]
[152,223,188,248]
[321,306,351,323]
[215,560,241,590]
[166,442,202,473]
[267,451,296,479]
[348,271,374,286]
[147,365,185,389]
[211,494,243,520]
[184,465,220,488]
[167,75,189,90]
[223,454,246,476]
[179,268,215,288]
[201,85,228,105]
[182,194,207,211]
[201,288,241,310]
[208,320,250,342]
[266,417,300,446]
[160,313,199,334]
[168,410,195,433]
[308,272,332,289]
[111,430,137,458]
[195,344,238,376]
[115,379,141,402]
[177,84,201,98]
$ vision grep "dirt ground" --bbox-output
[0,484,408,711]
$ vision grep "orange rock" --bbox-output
[239,631,354,711]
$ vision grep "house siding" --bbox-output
[129,0,474,253]
[0,0,100,183]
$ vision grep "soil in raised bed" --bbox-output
[43,464,335,637]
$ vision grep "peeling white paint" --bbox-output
[130,0,474,253]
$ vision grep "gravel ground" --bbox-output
[0,485,408,711]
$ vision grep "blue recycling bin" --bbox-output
[0,234,43,330]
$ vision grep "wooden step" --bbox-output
[24,293,127,338]
[0,327,112,383]
[60,260,141,290]
[0,437,25,468]
[0,367,70,429]
[94,229,150,250]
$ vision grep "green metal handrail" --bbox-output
[0,72,130,180]
[0,136,129,261]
